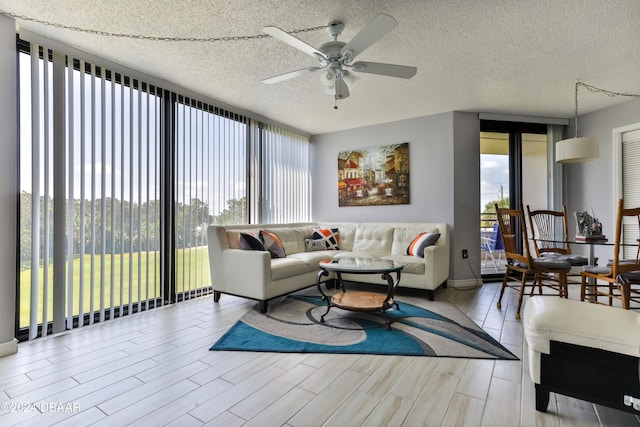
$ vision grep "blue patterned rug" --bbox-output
[210,290,518,360]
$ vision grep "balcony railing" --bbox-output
[480,212,506,275]
[480,212,498,231]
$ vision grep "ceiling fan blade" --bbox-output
[263,26,326,61]
[335,75,350,100]
[351,61,417,79]
[262,66,323,84]
[340,14,398,63]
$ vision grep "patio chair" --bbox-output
[481,222,504,272]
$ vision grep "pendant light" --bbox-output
[556,81,640,163]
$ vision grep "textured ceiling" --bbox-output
[1,0,639,135]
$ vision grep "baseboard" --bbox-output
[0,338,18,357]
[447,278,483,289]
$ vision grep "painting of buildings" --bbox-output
[337,143,410,207]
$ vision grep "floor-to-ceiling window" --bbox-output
[18,42,163,339]
[173,99,249,300]
[17,37,311,340]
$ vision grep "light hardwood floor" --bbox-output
[1,282,639,427]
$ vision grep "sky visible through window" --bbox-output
[480,153,509,211]
[18,51,247,218]
[18,52,161,205]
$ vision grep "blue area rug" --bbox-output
[210,290,518,360]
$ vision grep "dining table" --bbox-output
[532,237,640,266]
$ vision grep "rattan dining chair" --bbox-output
[495,204,571,319]
[580,199,640,309]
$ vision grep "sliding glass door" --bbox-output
[480,121,548,278]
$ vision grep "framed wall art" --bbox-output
[337,142,410,207]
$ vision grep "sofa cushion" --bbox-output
[263,227,312,255]
[239,232,265,251]
[313,227,340,250]
[270,258,310,281]
[406,232,440,257]
[382,254,426,274]
[352,225,393,255]
[333,251,377,260]
[260,230,286,258]
[288,251,335,268]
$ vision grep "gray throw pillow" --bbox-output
[304,238,327,252]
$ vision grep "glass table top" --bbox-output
[319,257,403,273]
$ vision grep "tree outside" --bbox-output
[481,197,510,229]
[19,193,235,328]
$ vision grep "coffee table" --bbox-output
[316,258,403,329]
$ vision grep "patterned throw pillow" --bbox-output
[406,232,440,257]
[304,238,327,252]
[260,230,286,258]
[312,228,340,250]
[239,231,265,251]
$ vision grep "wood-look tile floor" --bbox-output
[1,282,639,427]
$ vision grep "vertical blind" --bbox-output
[174,99,248,298]
[622,129,640,258]
[259,123,311,223]
[18,38,311,340]
[65,59,163,329]
[19,43,163,338]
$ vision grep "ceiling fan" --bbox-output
[262,14,417,103]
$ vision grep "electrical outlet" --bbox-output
[462,249,468,259]
[624,395,640,410]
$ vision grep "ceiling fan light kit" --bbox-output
[262,13,417,106]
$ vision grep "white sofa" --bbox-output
[207,222,450,312]
[523,297,640,414]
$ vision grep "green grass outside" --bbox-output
[19,246,210,328]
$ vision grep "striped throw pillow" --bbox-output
[407,232,440,257]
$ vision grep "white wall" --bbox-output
[0,14,18,356]
[311,112,481,285]
[564,98,640,263]
[311,113,454,223]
